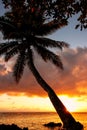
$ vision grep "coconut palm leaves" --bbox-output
[32,19,68,36]
[35,37,69,49]
[0,41,18,56]
[0,0,69,83]
[13,50,26,82]
[33,43,63,69]
[0,36,68,83]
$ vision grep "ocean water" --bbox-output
[0,112,87,130]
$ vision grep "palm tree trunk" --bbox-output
[28,53,83,130]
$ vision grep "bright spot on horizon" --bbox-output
[0,93,87,112]
[59,95,78,112]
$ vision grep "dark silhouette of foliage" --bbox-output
[2,0,87,30]
[0,1,85,130]
[0,0,69,82]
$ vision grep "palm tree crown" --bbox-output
[0,0,68,82]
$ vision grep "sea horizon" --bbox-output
[0,111,87,113]
[0,111,87,130]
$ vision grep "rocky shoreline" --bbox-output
[0,121,83,130]
[0,124,28,130]
[0,123,64,130]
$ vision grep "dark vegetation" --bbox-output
[0,0,87,130]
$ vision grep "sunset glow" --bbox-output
[0,93,87,112]
[59,95,87,112]
[0,47,87,112]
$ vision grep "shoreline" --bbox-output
[0,124,28,130]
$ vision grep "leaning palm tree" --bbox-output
[0,1,83,130]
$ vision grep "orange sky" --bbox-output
[0,47,87,112]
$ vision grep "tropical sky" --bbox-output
[0,3,87,112]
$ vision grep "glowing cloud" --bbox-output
[0,47,87,111]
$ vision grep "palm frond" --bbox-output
[0,41,18,55]
[13,50,26,83]
[35,37,69,49]
[5,45,19,61]
[0,17,17,39]
[34,20,68,36]
[34,44,63,69]
[0,19,16,29]
[26,48,34,70]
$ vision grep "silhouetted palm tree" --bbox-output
[0,1,83,130]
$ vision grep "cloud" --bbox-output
[57,47,87,96]
[0,47,87,97]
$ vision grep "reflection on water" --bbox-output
[0,112,87,130]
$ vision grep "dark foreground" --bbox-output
[0,123,63,130]
[0,124,28,130]
[0,122,83,130]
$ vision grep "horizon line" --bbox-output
[0,111,87,113]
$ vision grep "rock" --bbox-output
[23,128,28,130]
[0,124,28,130]
[43,122,62,127]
